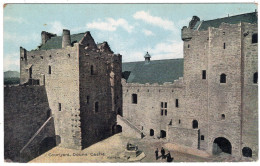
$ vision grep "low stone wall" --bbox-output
[167,126,199,149]
[4,85,55,162]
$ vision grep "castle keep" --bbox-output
[5,30,122,161]
[121,12,258,159]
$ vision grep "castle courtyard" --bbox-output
[29,133,254,163]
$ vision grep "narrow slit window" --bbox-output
[202,70,206,79]
[95,102,99,113]
[49,65,51,74]
[201,135,204,140]
[176,99,179,108]
[91,65,94,75]
[58,103,61,111]
[223,43,226,49]
[87,96,90,104]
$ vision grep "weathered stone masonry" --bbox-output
[122,12,258,159]
[5,29,122,161]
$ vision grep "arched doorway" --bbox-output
[213,137,232,154]
[150,129,154,136]
[39,137,56,155]
[242,147,252,157]
[160,130,166,138]
[116,125,122,133]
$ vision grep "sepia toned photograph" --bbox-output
[3,2,258,163]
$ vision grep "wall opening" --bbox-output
[132,94,137,104]
[150,129,154,136]
[95,102,99,112]
[87,96,90,104]
[252,33,258,43]
[220,73,226,83]
[221,114,225,120]
[242,147,252,157]
[48,66,51,74]
[160,130,166,138]
[179,119,181,124]
[213,137,232,154]
[29,67,32,78]
[192,120,198,129]
[116,125,122,133]
[202,70,206,79]
[91,65,94,75]
[223,43,226,49]
[253,72,258,84]
[201,135,204,140]
[176,99,179,108]
[58,103,61,111]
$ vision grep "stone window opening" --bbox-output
[48,65,51,74]
[175,99,179,108]
[220,73,226,83]
[40,56,43,59]
[221,114,225,120]
[150,129,154,136]
[253,72,258,84]
[87,96,90,104]
[179,119,181,124]
[242,147,252,157]
[147,89,149,92]
[188,44,190,48]
[132,94,137,104]
[223,43,226,49]
[252,33,258,43]
[95,102,99,113]
[201,135,205,140]
[192,120,198,129]
[161,102,167,116]
[202,70,206,79]
[223,32,225,35]
[68,54,70,58]
[91,65,94,75]
[58,103,61,111]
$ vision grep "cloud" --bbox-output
[150,40,183,60]
[47,21,68,35]
[143,29,155,36]
[86,18,134,33]
[4,32,39,45]
[4,16,28,24]
[133,11,177,32]
[4,52,20,71]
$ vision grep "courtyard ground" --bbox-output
[30,133,255,163]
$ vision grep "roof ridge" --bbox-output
[203,12,256,23]
[123,58,184,64]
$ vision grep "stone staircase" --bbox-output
[117,115,144,139]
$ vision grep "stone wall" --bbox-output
[122,78,185,139]
[4,85,55,162]
[167,126,199,149]
[21,44,81,149]
[78,33,121,149]
[241,22,258,159]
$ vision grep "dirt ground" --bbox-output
[30,133,255,163]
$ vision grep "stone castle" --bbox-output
[4,11,258,162]
[5,30,122,162]
[121,12,258,159]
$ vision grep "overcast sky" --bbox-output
[3,3,257,72]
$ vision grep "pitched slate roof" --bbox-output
[122,59,184,84]
[38,33,85,50]
[198,12,257,31]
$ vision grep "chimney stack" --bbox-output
[62,29,71,48]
